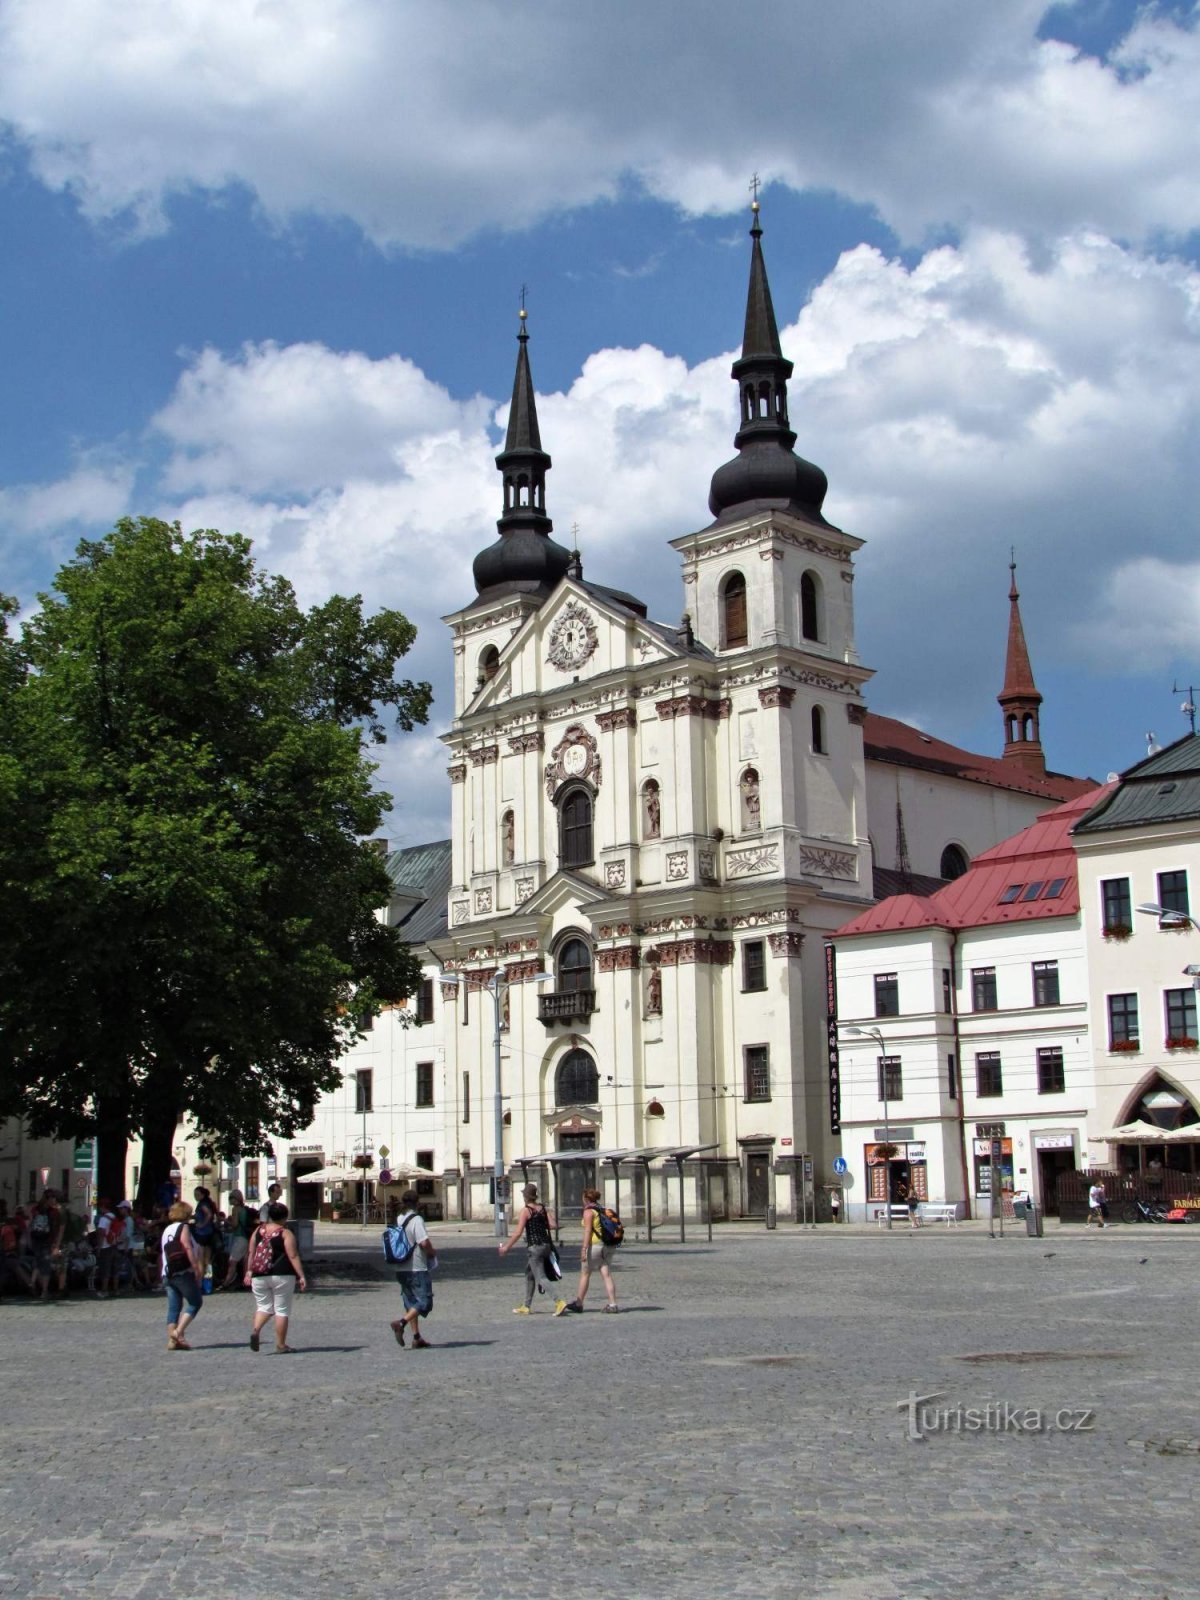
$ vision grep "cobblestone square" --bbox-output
[2,1219,1198,1600]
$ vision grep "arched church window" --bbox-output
[480,645,500,683]
[940,843,969,881]
[811,705,826,754]
[641,778,661,840]
[557,936,593,992]
[740,767,761,832]
[555,1048,599,1107]
[501,809,515,867]
[558,784,593,869]
[721,572,748,650]
[1022,713,1034,741]
[800,572,820,642]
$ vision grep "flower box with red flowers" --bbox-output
[352,1153,375,1169]
[1102,923,1132,942]
[1109,1039,1140,1053]
[1165,1037,1199,1051]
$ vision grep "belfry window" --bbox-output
[800,572,820,642]
[559,785,593,869]
[721,572,748,649]
[480,645,500,683]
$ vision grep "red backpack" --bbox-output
[248,1227,277,1274]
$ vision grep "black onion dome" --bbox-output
[707,205,830,525]
[473,310,571,598]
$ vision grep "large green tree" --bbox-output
[0,518,432,1206]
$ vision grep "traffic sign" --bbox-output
[833,1156,848,1175]
[73,1140,95,1171]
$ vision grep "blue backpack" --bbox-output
[382,1213,419,1266]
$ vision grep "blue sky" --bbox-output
[2,1,1200,845]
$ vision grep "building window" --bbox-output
[555,1048,599,1107]
[811,704,826,754]
[416,1150,435,1171]
[1037,1048,1066,1094]
[1165,987,1198,1045]
[641,778,661,840]
[416,1062,434,1108]
[245,1159,260,1201]
[559,785,594,868]
[744,1045,771,1103]
[1158,870,1190,919]
[971,967,998,1012]
[721,571,748,649]
[940,843,969,881]
[462,1072,470,1123]
[1101,876,1131,934]
[800,571,819,641]
[1108,993,1139,1048]
[742,940,767,993]
[877,1055,902,1102]
[558,937,593,991]
[480,645,500,683]
[976,1052,1003,1097]
[947,1053,958,1099]
[1032,961,1060,1007]
[415,977,434,1025]
[942,969,953,1012]
[874,972,899,1017]
[354,1070,373,1114]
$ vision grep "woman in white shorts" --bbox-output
[244,1202,307,1352]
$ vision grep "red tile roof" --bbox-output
[864,712,1096,802]
[835,783,1113,938]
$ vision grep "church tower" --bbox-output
[998,559,1046,777]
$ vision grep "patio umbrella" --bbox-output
[1092,1120,1173,1142]
[295,1165,359,1184]
[376,1163,440,1183]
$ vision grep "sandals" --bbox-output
[249,1331,260,1352]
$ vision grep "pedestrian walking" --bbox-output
[258,1183,283,1222]
[220,1190,254,1290]
[161,1201,203,1350]
[904,1184,920,1229]
[500,1183,558,1313]
[190,1186,218,1284]
[554,1187,619,1316]
[244,1203,307,1352]
[388,1190,437,1349]
[1087,1181,1109,1228]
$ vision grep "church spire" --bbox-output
[708,193,830,525]
[472,301,571,600]
[998,556,1045,775]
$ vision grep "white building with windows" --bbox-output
[832,787,1104,1220]
[1073,735,1200,1182]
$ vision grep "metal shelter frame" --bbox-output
[514,1143,719,1243]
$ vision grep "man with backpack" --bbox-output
[387,1189,437,1349]
[554,1187,620,1316]
[499,1183,559,1314]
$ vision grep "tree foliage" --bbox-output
[0,519,432,1202]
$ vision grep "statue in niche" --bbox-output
[501,810,515,867]
[741,768,761,832]
[646,965,663,1017]
[643,780,661,840]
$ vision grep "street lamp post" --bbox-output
[1136,902,1200,932]
[356,1072,370,1226]
[843,1024,892,1230]
[442,967,553,1239]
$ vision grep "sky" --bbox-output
[2,0,1200,848]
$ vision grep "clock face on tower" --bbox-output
[546,602,598,671]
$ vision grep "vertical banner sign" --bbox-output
[825,941,841,1135]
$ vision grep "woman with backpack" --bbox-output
[160,1201,204,1350]
[499,1183,559,1314]
[219,1189,254,1290]
[190,1186,218,1285]
[554,1187,619,1317]
[244,1202,307,1353]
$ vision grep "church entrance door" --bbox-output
[557,1131,597,1222]
[744,1148,771,1216]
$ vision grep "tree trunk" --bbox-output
[135,1095,182,1214]
[95,1122,128,1207]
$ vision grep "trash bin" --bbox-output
[1024,1204,1043,1238]
[765,1204,777,1230]
[290,1218,315,1256]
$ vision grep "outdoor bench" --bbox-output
[873,1204,911,1226]
[917,1202,959,1226]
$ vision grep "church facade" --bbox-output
[429,206,1089,1225]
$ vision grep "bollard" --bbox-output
[765,1204,777,1230]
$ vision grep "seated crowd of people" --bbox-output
[0,1183,273,1301]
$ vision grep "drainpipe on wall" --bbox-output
[949,927,972,1221]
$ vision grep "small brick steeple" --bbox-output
[998,558,1045,776]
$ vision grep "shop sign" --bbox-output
[976,1122,1006,1138]
[906,1143,926,1162]
[1034,1133,1074,1150]
[824,941,840,1136]
[290,1143,324,1154]
[781,1137,793,1147]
